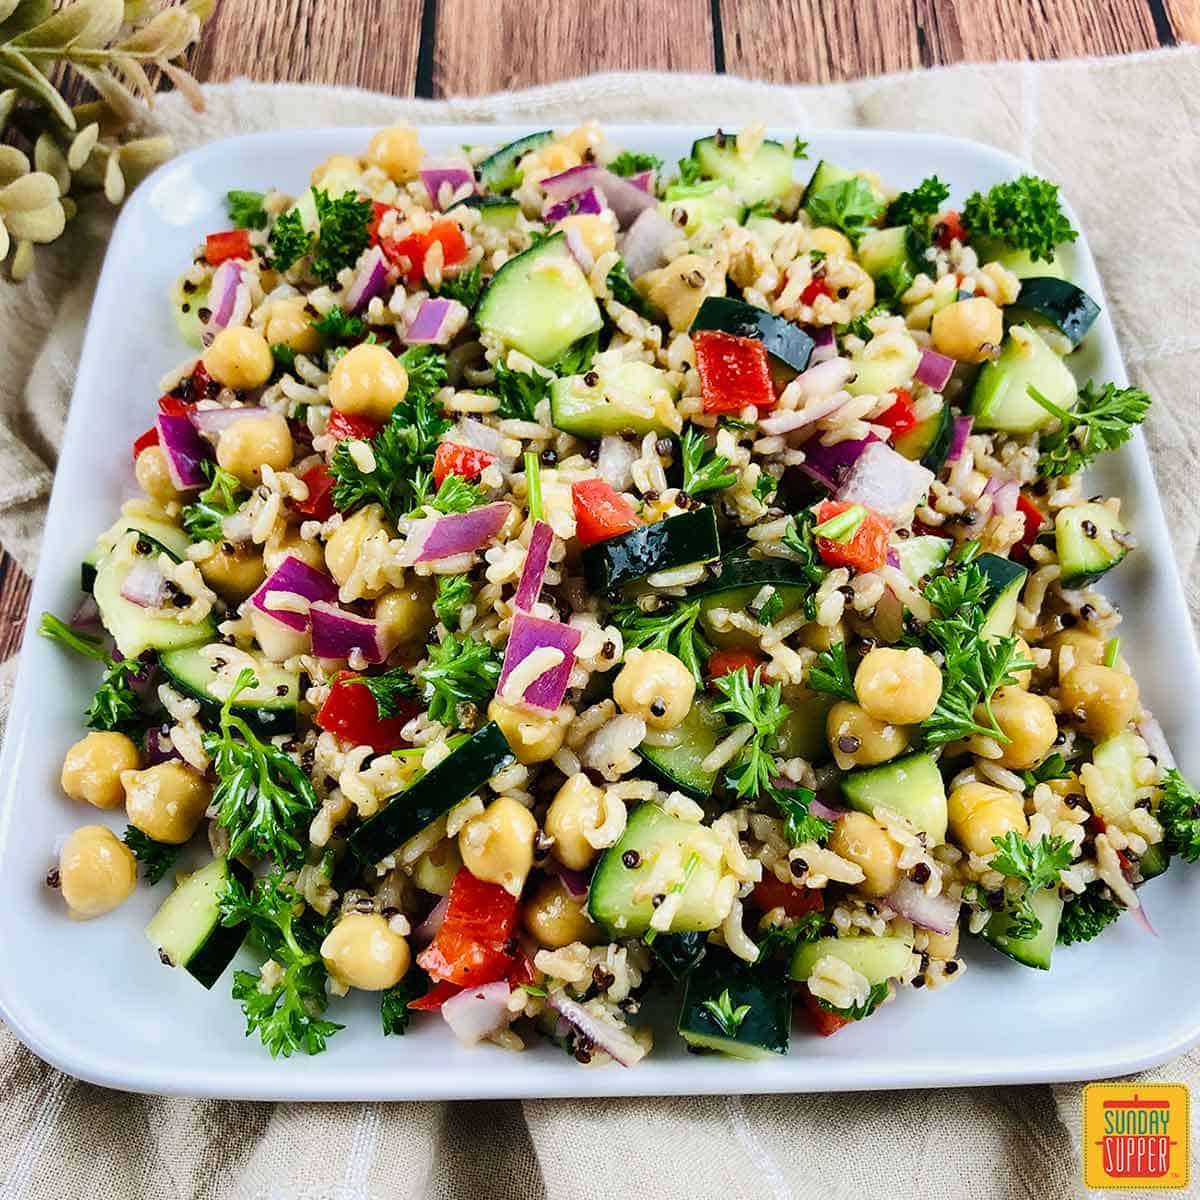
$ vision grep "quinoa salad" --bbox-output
[38,123,1200,1065]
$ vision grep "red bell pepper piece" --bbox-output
[417,868,519,988]
[706,649,765,690]
[325,410,382,444]
[1011,491,1046,562]
[382,220,468,285]
[801,989,853,1037]
[297,462,336,520]
[876,389,918,441]
[813,499,891,573]
[933,210,967,250]
[571,479,639,546]
[158,394,192,418]
[132,426,159,460]
[368,200,392,246]
[799,276,833,306]
[204,229,253,266]
[432,442,496,487]
[693,329,775,415]
[314,671,419,754]
[752,876,825,919]
[407,980,462,1012]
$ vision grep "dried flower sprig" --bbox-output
[0,0,212,278]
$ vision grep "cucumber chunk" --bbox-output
[1006,277,1100,348]
[790,935,914,985]
[169,275,209,350]
[857,226,918,301]
[691,134,798,209]
[970,325,1077,434]
[691,557,818,649]
[448,195,522,231]
[651,930,708,980]
[145,856,252,988]
[976,241,1068,282]
[892,401,953,472]
[1055,501,1130,588]
[1088,730,1145,826]
[1138,842,1170,881]
[83,514,190,593]
[476,233,603,365]
[775,693,836,764]
[587,803,730,938]
[976,553,1028,639]
[639,696,726,798]
[895,535,951,586]
[678,949,791,1058]
[582,507,720,594]
[845,333,921,398]
[478,131,552,192]
[689,296,815,374]
[841,751,948,845]
[549,361,678,438]
[980,887,1062,969]
[160,644,300,738]
[659,181,743,235]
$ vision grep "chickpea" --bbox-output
[459,796,538,896]
[827,701,911,769]
[924,924,960,959]
[311,153,362,187]
[544,773,604,870]
[612,648,695,729]
[930,296,1004,364]
[948,780,1027,856]
[854,646,943,726]
[411,839,463,897]
[134,445,182,505]
[559,213,616,260]
[376,580,436,652]
[987,687,1057,770]
[199,542,266,603]
[329,343,409,423]
[263,296,320,355]
[264,526,326,574]
[58,825,137,919]
[248,604,308,662]
[638,254,726,331]
[122,762,211,845]
[807,227,853,258]
[798,620,845,653]
[488,698,569,766]
[527,142,582,176]
[365,126,424,183]
[828,811,901,895]
[324,504,390,591]
[1043,628,1106,677]
[320,912,411,991]
[216,412,294,488]
[522,877,599,949]
[203,326,274,391]
[1010,636,1034,690]
[1060,664,1139,740]
[61,732,140,810]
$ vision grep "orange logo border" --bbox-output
[1083,1083,1190,1190]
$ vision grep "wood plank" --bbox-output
[721,0,1164,83]
[1161,0,1198,41]
[191,0,424,94]
[431,0,714,97]
[0,553,32,663]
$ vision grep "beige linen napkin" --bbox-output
[2,51,1199,1200]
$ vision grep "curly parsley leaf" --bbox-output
[182,463,245,544]
[803,176,886,244]
[1159,768,1200,862]
[435,264,483,310]
[202,669,318,866]
[270,343,297,382]
[771,785,831,846]
[606,259,648,316]
[38,612,145,735]
[840,302,893,343]
[1021,752,1071,790]
[491,359,550,421]
[1029,381,1151,478]
[381,969,429,1035]
[815,980,889,1022]
[1057,884,1122,946]
[123,826,181,885]
[417,472,489,516]
[313,305,365,343]
[341,667,420,721]
[433,575,473,632]
[700,988,752,1038]
[416,633,502,727]
[989,831,1074,939]
[220,870,342,1058]
[607,150,662,177]
[756,911,824,965]
[924,562,990,616]
[681,425,737,497]
[310,188,373,285]
[267,207,314,273]
[676,156,705,187]
[611,597,711,685]
[808,641,857,703]
[553,332,600,377]
[226,189,268,230]
[885,175,950,230]
[962,174,1077,263]
[711,666,790,801]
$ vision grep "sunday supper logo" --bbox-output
[1083,1084,1189,1189]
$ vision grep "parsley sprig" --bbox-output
[808,641,856,703]
[202,669,318,866]
[310,188,373,284]
[815,980,889,1021]
[711,667,790,801]
[181,463,245,544]
[434,575,474,631]
[1057,884,1122,946]
[962,175,1077,263]
[606,260,648,316]
[226,189,268,230]
[220,871,343,1058]
[771,784,832,846]
[756,910,824,965]
[341,667,420,720]
[804,176,885,243]
[417,633,503,727]
[39,612,144,735]
[435,264,483,310]
[885,175,950,231]
[1028,381,1151,478]
[611,597,712,685]
[681,425,737,497]
[123,826,181,885]
[1159,768,1200,862]
[989,831,1074,939]
[381,970,429,1035]
[607,150,663,177]
[700,988,752,1038]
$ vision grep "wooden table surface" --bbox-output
[0,0,1192,659]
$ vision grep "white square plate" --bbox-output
[1,125,1198,1101]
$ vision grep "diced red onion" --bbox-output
[155,411,212,490]
[144,725,182,766]
[189,404,267,438]
[345,244,391,314]
[69,593,102,630]
[553,863,592,899]
[249,555,339,632]
[809,792,847,822]
[798,433,879,490]
[406,503,511,565]
[497,611,581,712]
[514,519,554,612]
[419,162,475,211]
[758,392,850,437]
[453,418,514,470]
[201,260,250,344]
[1137,718,1175,769]
[541,164,655,228]
[837,441,934,526]
[544,187,604,224]
[414,894,450,946]
[547,989,647,1067]
[884,877,961,935]
[628,170,655,193]
[809,325,838,366]
[983,476,1019,516]
[596,434,638,492]
[403,297,462,345]
[620,207,677,277]
[915,347,956,392]
[309,601,386,663]
[1131,904,1157,936]
[885,548,901,569]
[119,559,168,608]
[441,980,514,1045]
[562,223,594,274]
[947,415,973,463]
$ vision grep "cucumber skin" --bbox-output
[689,296,815,374]
[185,859,255,988]
[678,949,791,1058]
[1006,277,1100,347]
[582,507,720,594]
[159,648,299,739]
[478,131,553,192]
